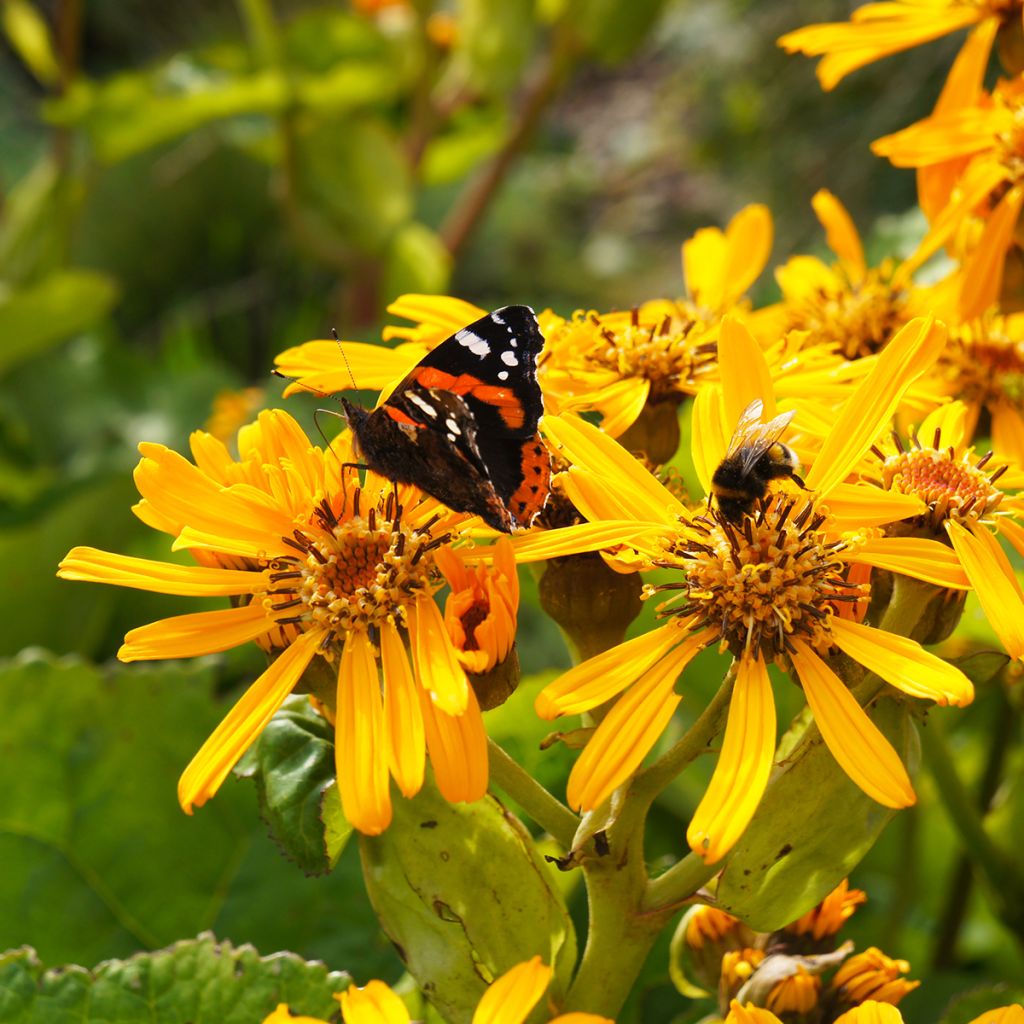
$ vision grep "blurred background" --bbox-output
[1,2,1020,1022]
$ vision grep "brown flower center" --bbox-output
[941,318,1024,410]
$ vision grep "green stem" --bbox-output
[487,739,579,849]
[920,713,1024,941]
[642,852,718,914]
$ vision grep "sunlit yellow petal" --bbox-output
[275,340,417,397]
[833,1002,905,1024]
[812,188,865,283]
[337,630,392,835]
[337,979,411,1024]
[420,685,488,803]
[380,619,426,798]
[385,293,487,334]
[261,1003,330,1024]
[683,225,728,309]
[550,1016,615,1024]
[806,316,946,496]
[508,520,666,564]
[687,654,776,864]
[691,384,727,496]
[536,621,690,718]
[849,537,970,589]
[724,1000,785,1024]
[718,315,776,428]
[595,376,652,437]
[822,484,926,528]
[58,547,262,596]
[992,401,1024,464]
[472,956,551,1024]
[178,628,323,813]
[998,515,1024,560]
[409,596,468,715]
[967,1007,1024,1024]
[830,617,974,706]
[119,602,274,661]
[790,641,915,809]
[947,521,1024,658]
[722,203,774,306]
[959,186,1024,319]
[566,637,702,811]
[543,414,684,520]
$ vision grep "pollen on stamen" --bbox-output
[645,496,867,662]
[265,486,442,656]
[880,440,1005,530]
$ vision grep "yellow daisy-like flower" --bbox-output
[683,905,745,950]
[866,400,1024,658]
[934,311,1024,462]
[786,879,867,942]
[831,947,920,1006]
[538,204,773,436]
[728,1000,1024,1024]
[765,966,820,1015]
[58,410,492,835]
[265,957,613,1024]
[777,1,1015,91]
[773,190,924,361]
[530,316,975,865]
[871,23,1024,319]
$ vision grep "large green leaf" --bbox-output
[0,271,119,374]
[361,780,575,1024]
[0,653,398,978]
[0,936,349,1023]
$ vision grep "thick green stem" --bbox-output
[487,739,579,849]
[920,714,1024,943]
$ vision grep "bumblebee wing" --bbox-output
[732,406,797,474]
[725,399,766,457]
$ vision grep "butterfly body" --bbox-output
[344,305,551,533]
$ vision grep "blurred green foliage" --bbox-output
[1,1,1022,1023]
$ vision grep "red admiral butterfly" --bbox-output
[342,305,551,533]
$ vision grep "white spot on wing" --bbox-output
[501,350,519,367]
[406,392,438,417]
[456,329,490,357]
[492,312,506,326]
[444,417,460,434]
[498,370,509,381]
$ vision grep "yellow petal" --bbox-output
[508,520,666,564]
[687,654,776,864]
[594,376,652,437]
[691,384,727,496]
[543,414,684,521]
[261,1003,330,1024]
[849,537,970,590]
[718,316,775,429]
[722,204,773,306]
[683,224,728,309]
[379,619,426,798]
[991,401,1024,464]
[119,602,274,662]
[409,596,468,715]
[967,1007,1024,1024]
[386,293,487,333]
[58,547,262,596]
[337,630,392,835]
[724,1000,785,1024]
[997,515,1024,560]
[178,628,323,813]
[536,621,689,718]
[550,1016,615,1024]
[566,640,696,811]
[822,484,925,528]
[812,189,865,283]
[472,956,551,1024]
[833,1002,905,1024]
[337,980,411,1024]
[420,685,488,804]
[830,617,974,706]
[805,316,947,496]
[959,186,1024,319]
[790,641,915,809]
[275,340,418,396]
[947,521,1024,659]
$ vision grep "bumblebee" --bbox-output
[711,399,804,525]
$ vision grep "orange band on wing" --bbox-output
[508,436,551,526]
[413,368,525,429]
[384,405,423,428]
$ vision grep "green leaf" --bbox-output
[715,695,917,931]
[360,778,576,1024]
[575,0,668,64]
[0,653,399,978]
[0,935,349,1023]
[235,695,352,876]
[421,112,507,187]
[455,0,535,97]
[1,0,60,86]
[0,271,119,374]
[383,222,452,302]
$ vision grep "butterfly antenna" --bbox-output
[332,328,359,391]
